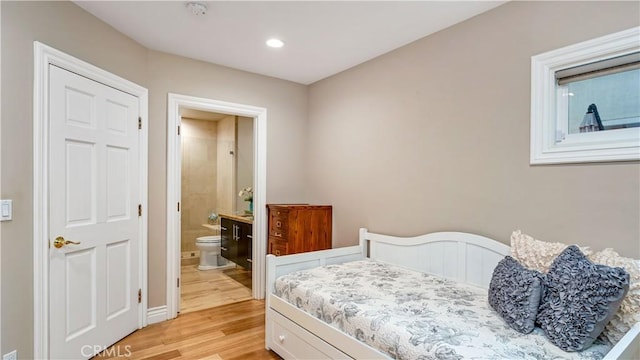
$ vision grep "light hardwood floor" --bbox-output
[94,300,281,360]
[180,264,253,314]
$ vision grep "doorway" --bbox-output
[166,93,267,320]
[179,110,253,313]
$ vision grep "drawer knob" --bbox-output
[275,250,281,256]
[274,232,282,237]
[279,335,285,343]
[276,221,281,227]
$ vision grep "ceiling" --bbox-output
[74,1,506,85]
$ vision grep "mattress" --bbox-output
[274,259,612,360]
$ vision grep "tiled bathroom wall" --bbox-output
[181,118,220,253]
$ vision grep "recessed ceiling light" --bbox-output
[186,2,207,16]
[266,38,284,48]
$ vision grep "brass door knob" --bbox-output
[53,236,81,249]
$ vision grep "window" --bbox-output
[530,27,640,164]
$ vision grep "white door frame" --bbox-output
[166,93,267,319]
[33,42,149,359]
[0,3,3,355]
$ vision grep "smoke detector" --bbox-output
[186,2,207,16]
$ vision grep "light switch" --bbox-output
[0,200,13,221]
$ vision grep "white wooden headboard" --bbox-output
[359,228,510,288]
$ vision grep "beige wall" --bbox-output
[1,1,309,357]
[3,0,639,357]
[143,51,309,308]
[181,119,219,253]
[307,1,640,258]
[1,1,149,356]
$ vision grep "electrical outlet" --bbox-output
[3,350,17,360]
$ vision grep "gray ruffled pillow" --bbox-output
[488,256,544,334]
[537,245,630,351]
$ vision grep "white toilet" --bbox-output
[195,235,227,270]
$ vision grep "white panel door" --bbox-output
[49,65,140,359]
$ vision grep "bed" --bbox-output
[265,228,640,359]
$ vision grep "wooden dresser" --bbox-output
[267,204,332,256]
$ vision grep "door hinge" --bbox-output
[177,125,180,135]
[177,202,180,212]
[138,117,142,130]
[138,288,142,304]
[138,204,142,217]
[177,278,180,288]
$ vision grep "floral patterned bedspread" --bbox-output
[274,260,612,360]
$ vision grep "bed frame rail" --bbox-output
[604,323,640,359]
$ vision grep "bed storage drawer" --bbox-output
[269,311,350,360]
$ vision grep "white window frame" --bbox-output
[530,27,640,164]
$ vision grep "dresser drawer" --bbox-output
[269,226,287,239]
[269,211,289,236]
[270,207,289,217]
[269,238,289,256]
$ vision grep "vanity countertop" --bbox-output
[219,213,253,224]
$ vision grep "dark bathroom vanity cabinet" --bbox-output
[220,215,252,271]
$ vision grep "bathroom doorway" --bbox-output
[166,93,267,321]
[178,109,254,314]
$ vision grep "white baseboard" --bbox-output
[147,305,167,325]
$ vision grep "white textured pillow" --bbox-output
[510,230,592,273]
[589,248,640,345]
